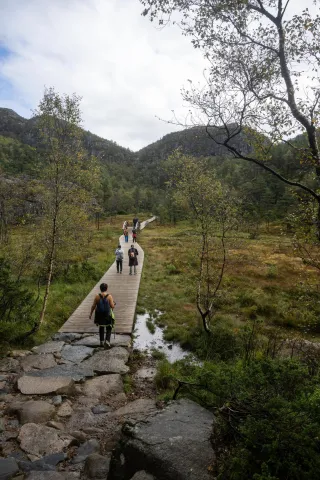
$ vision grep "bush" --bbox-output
[0,258,37,344]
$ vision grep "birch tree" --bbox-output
[35,88,99,329]
[141,0,320,237]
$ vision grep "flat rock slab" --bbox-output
[74,335,131,348]
[18,376,75,395]
[83,374,124,399]
[113,399,157,419]
[21,354,57,372]
[82,349,129,375]
[110,399,215,480]
[18,423,76,457]
[0,457,19,480]
[52,333,82,343]
[32,342,65,355]
[134,368,156,381]
[24,364,94,382]
[14,400,55,425]
[60,345,94,364]
[0,357,20,373]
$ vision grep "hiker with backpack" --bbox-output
[128,244,138,275]
[89,283,115,348]
[123,226,129,243]
[132,228,137,243]
[115,244,124,273]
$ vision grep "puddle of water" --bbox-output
[133,312,188,363]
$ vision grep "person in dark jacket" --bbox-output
[128,244,138,275]
[89,283,115,348]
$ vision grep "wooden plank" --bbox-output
[59,217,156,334]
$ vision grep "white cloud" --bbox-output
[0,0,207,150]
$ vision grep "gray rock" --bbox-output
[32,342,65,355]
[46,421,64,431]
[72,438,100,464]
[18,376,75,395]
[19,452,67,472]
[25,473,80,479]
[110,399,215,480]
[114,399,157,419]
[57,401,73,417]
[82,427,104,435]
[0,457,19,480]
[69,430,87,443]
[0,357,20,373]
[82,350,129,375]
[15,400,56,425]
[84,453,111,478]
[130,472,155,480]
[24,364,94,382]
[0,417,5,432]
[51,395,62,406]
[92,404,112,414]
[83,374,124,399]
[75,334,131,348]
[52,333,82,343]
[18,423,76,457]
[60,345,94,364]
[21,354,57,372]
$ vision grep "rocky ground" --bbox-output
[0,333,215,480]
[0,333,159,480]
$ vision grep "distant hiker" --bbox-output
[128,244,138,275]
[132,228,137,243]
[123,227,129,243]
[133,217,138,229]
[89,283,115,348]
[115,244,124,273]
[122,220,128,230]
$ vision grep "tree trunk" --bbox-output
[38,215,57,330]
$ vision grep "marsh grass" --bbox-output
[137,221,320,347]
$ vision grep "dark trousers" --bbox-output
[116,259,123,272]
[132,237,137,243]
[99,326,112,343]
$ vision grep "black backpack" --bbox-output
[96,294,110,316]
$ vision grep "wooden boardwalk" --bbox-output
[59,217,156,334]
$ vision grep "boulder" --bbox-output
[18,376,75,395]
[32,342,65,355]
[52,333,82,343]
[0,457,19,480]
[83,374,124,399]
[82,350,129,375]
[21,354,57,372]
[0,357,20,373]
[109,399,215,480]
[18,423,76,457]
[15,400,55,425]
[84,453,111,478]
[60,345,94,364]
[72,439,100,464]
[130,472,155,480]
[24,364,94,382]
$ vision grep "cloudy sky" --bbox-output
[0,0,207,151]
